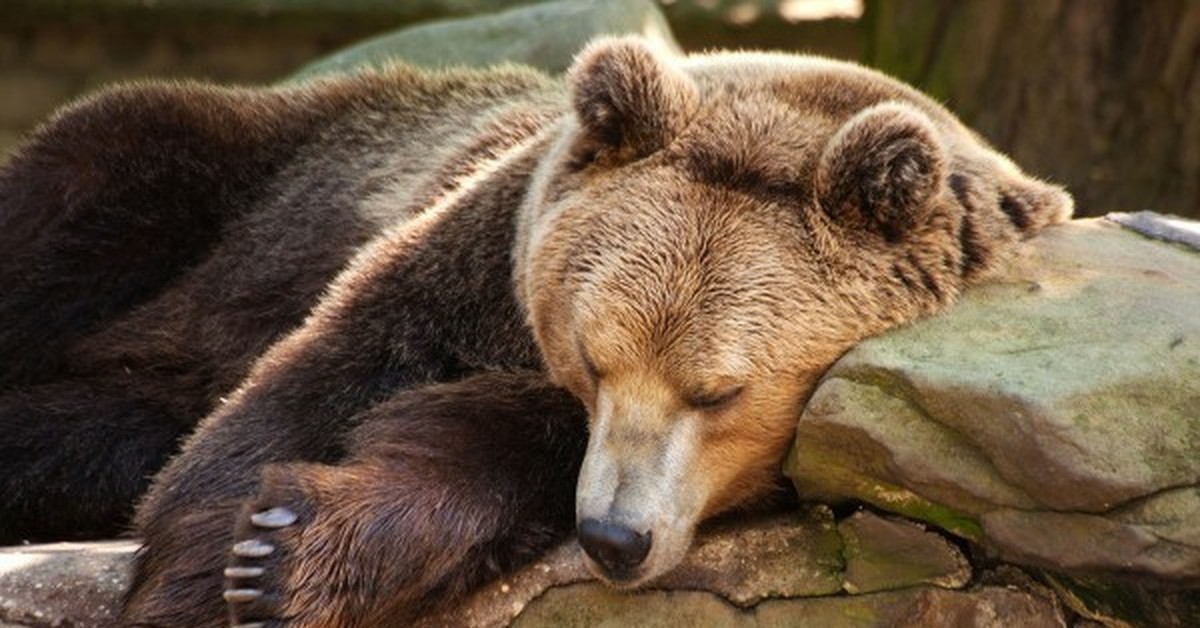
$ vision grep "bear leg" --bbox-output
[224,372,587,626]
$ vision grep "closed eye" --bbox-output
[578,340,603,383]
[686,386,744,411]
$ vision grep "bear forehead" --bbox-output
[680,52,933,117]
[664,53,939,202]
[563,186,819,376]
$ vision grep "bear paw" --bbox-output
[224,467,315,627]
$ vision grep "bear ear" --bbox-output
[816,102,948,240]
[567,36,698,164]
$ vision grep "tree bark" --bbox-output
[865,0,1200,218]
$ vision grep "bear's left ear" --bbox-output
[816,102,948,240]
[567,36,698,164]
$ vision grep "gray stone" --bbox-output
[982,487,1200,581]
[887,586,1067,628]
[511,585,1065,628]
[0,540,135,628]
[419,509,845,627]
[787,218,1200,540]
[1106,211,1200,251]
[838,511,970,594]
[289,0,681,81]
[785,217,1200,625]
[652,507,845,605]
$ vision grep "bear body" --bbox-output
[0,39,1070,626]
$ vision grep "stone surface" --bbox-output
[0,541,136,628]
[838,511,970,594]
[785,217,1200,623]
[511,585,1065,628]
[290,0,681,81]
[1107,211,1200,251]
[982,487,1200,582]
[426,508,1001,626]
[419,509,846,627]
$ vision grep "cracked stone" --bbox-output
[838,511,970,594]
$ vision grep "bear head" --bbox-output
[515,37,995,586]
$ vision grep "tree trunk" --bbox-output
[864,0,1200,218]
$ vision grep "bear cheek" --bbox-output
[699,399,802,516]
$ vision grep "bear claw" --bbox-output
[223,588,263,603]
[232,539,275,558]
[225,566,265,578]
[251,506,298,528]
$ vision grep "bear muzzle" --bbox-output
[575,393,707,586]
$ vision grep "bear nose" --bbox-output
[577,518,652,577]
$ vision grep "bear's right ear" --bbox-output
[567,36,698,165]
[816,102,948,241]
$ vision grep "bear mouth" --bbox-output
[581,553,651,589]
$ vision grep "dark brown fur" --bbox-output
[0,66,558,543]
[0,37,1071,626]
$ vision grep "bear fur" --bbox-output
[0,38,1071,626]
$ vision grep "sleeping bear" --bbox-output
[0,37,1071,626]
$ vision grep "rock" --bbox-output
[511,584,1065,628]
[839,511,970,594]
[890,587,1067,628]
[0,541,135,628]
[982,487,1200,581]
[419,508,846,627]
[1106,211,1200,251]
[432,507,1019,626]
[289,0,681,81]
[785,217,1200,624]
[653,507,845,605]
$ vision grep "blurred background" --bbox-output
[3,0,1197,218]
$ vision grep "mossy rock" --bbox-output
[289,0,680,81]
[785,216,1200,626]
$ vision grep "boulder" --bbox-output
[421,509,847,627]
[0,541,136,628]
[511,584,1064,628]
[435,508,1044,628]
[289,0,681,81]
[785,215,1200,625]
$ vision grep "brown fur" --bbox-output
[0,37,1070,625]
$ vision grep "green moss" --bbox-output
[857,483,982,542]
[787,443,982,542]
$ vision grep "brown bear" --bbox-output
[0,37,1071,626]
